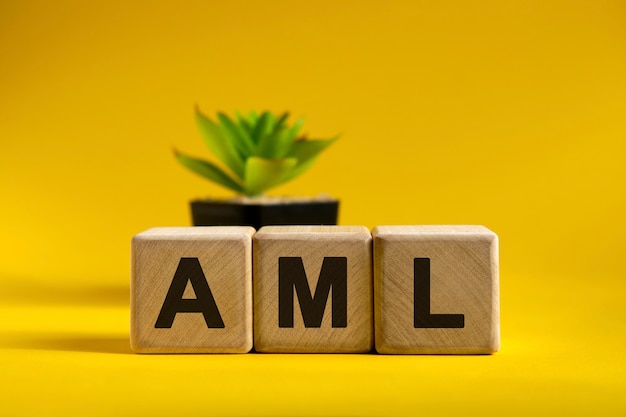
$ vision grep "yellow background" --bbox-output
[1,1,625,415]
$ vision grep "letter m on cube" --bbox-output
[253,226,374,353]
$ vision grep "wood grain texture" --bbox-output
[130,227,254,353]
[253,226,373,353]
[373,226,500,354]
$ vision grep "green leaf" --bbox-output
[217,112,256,158]
[195,106,245,180]
[235,110,254,136]
[244,157,298,196]
[250,111,272,145]
[275,156,319,185]
[174,150,245,193]
[287,137,338,166]
[277,137,338,185]
[270,113,293,156]
[286,117,304,141]
[255,126,297,159]
[274,112,289,131]
[247,111,259,126]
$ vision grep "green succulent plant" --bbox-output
[174,107,338,197]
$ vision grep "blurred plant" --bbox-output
[174,106,338,197]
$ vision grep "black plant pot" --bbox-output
[190,197,339,229]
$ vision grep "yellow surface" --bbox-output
[1,1,625,415]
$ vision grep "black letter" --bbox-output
[278,257,347,328]
[414,258,464,328]
[155,257,225,329]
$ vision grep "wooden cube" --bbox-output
[130,227,254,353]
[373,226,499,354]
[253,226,373,353]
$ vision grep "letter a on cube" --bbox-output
[254,226,373,353]
[373,226,500,354]
[130,227,254,353]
